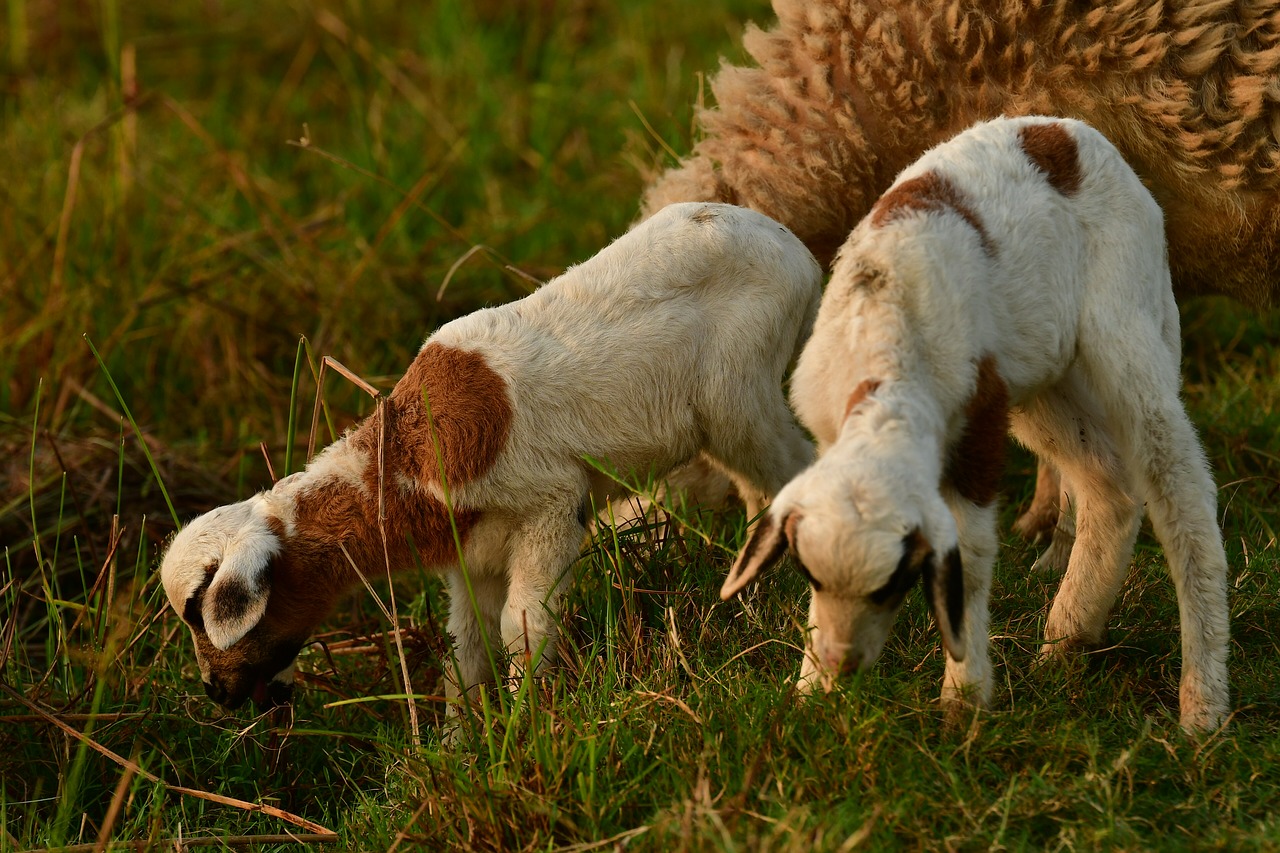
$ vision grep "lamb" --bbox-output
[639,0,1280,541]
[719,116,1231,733]
[159,202,821,714]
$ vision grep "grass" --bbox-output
[2,0,1279,849]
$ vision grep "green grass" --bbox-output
[3,1,1279,850]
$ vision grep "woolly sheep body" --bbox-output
[160,202,822,714]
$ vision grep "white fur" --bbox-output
[161,202,822,712]
[725,116,1231,732]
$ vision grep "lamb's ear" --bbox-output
[720,511,792,600]
[922,546,966,661]
[202,529,279,650]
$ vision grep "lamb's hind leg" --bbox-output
[1030,471,1076,576]
[1083,329,1230,732]
[1013,458,1062,543]
[1011,379,1143,655]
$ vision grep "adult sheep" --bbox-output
[640,0,1280,537]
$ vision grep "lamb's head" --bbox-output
[721,460,965,678]
[160,495,313,711]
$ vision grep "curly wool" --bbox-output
[641,0,1280,307]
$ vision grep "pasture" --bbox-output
[2,0,1278,849]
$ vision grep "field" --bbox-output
[3,0,1279,849]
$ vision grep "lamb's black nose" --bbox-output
[256,680,295,711]
[203,679,227,705]
[203,678,246,710]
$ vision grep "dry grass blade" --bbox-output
[338,536,422,746]
[0,683,336,837]
[308,355,421,745]
[63,522,124,640]
[307,354,380,463]
[373,397,422,748]
[384,800,431,853]
[23,835,338,852]
[259,441,277,483]
[633,689,702,725]
[91,759,138,853]
[50,136,85,301]
[554,825,651,852]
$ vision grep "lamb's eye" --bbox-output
[868,549,921,607]
[182,571,216,629]
[183,596,206,630]
[793,559,823,592]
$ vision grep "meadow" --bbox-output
[2,0,1279,849]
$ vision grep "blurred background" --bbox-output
[0,0,768,567]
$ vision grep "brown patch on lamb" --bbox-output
[870,171,997,256]
[945,355,1010,506]
[1019,123,1083,196]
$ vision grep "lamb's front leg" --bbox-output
[796,594,832,694]
[502,499,588,679]
[444,569,507,715]
[939,494,997,718]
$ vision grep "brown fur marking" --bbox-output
[244,417,489,660]
[368,343,513,489]
[843,378,882,420]
[945,355,1010,506]
[870,171,996,255]
[225,344,509,662]
[1018,123,1082,196]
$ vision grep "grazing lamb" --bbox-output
[720,116,1231,733]
[160,202,821,713]
[640,0,1280,541]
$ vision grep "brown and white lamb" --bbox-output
[722,115,1230,733]
[159,203,821,714]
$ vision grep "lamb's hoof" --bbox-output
[440,713,467,748]
[941,697,984,732]
[1030,531,1074,574]
[1179,706,1229,736]
[1013,505,1058,544]
[1037,631,1106,665]
[1179,685,1230,735]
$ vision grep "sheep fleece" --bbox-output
[642,0,1280,307]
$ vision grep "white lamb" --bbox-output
[721,116,1231,733]
[159,202,820,714]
